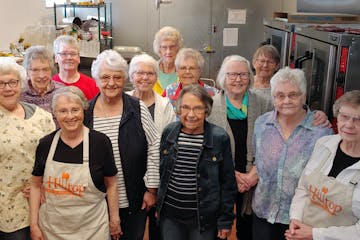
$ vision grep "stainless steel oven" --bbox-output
[263,19,295,67]
[290,25,360,121]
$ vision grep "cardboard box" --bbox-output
[273,12,360,24]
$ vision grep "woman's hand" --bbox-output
[22,185,31,199]
[313,110,331,128]
[141,189,157,211]
[284,219,313,240]
[217,229,231,239]
[30,224,45,240]
[109,217,122,240]
[235,167,258,193]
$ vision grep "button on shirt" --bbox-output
[252,110,332,224]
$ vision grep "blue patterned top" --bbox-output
[252,109,332,224]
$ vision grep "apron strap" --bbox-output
[82,126,90,163]
[350,171,360,185]
[46,130,62,163]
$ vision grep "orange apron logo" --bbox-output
[44,172,86,197]
[308,184,343,216]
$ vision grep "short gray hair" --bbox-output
[175,48,205,70]
[129,53,159,83]
[333,90,360,117]
[176,84,213,116]
[270,67,306,97]
[91,50,128,85]
[153,26,183,57]
[23,45,54,71]
[53,35,79,55]
[52,86,89,112]
[0,58,27,89]
[253,44,280,64]
[216,55,254,90]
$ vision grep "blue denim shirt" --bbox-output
[157,121,237,232]
[252,110,332,224]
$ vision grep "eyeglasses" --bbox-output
[56,108,82,116]
[274,92,303,101]
[29,67,52,74]
[134,71,156,78]
[180,105,206,115]
[0,80,19,89]
[178,66,199,72]
[99,75,124,83]
[256,58,277,66]
[338,111,360,126]
[57,52,79,58]
[160,45,178,51]
[226,72,250,81]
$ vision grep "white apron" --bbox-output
[39,127,109,240]
[302,157,360,228]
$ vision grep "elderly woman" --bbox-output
[157,84,237,240]
[127,53,175,131]
[207,55,273,240]
[285,90,360,240]
[163,48,218,108]
[153,26,183,95]
[21,45,63,123]
[252,44,280,90]
[52,35,99,100]
[243,67,333,240]
[84,50,160,240]
[29,86,121,240]
[0,59,55,239]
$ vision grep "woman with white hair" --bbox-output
[153,26,183,95]
[243,67,332,240]
[163,48,218,108]
[207,55,273,240]
[84,50,160,240]
[52,35,99,100]
[0,58,55,239]
[127,53,175,132]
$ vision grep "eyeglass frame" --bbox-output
[179,105,207,115]
[57,52,79,58]
[0,80,20,89]
[133,71,156,78]
[226,72,251,81]
[337,111,360,126]
[273,91,303,101]
[29,67,52,74]
[99,74,124,84]
[178,66,200,72]
[255,58,277,66]
[55,107,82,116]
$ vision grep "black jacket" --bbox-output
[84,93,148,212]
[157,121,237,232]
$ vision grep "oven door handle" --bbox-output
[294,51,313,69]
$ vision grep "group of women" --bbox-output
[0,25,359,240]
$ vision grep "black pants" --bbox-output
[252,214,288,240]
[119,208,147,240]
[0,227,30,240]
[236,192,253,240]
[147,206,160,240]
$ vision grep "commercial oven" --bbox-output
[263,19,295,68]
[290,25,360,121]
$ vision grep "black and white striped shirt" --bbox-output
[164,132,204,219]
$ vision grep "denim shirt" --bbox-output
[157,121,237,231]
[252,110,333,224]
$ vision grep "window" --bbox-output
[45,0,68,7]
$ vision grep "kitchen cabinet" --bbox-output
[53,2,112,57]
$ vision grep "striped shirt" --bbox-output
[93,101,160,208]
[164,132,203,219]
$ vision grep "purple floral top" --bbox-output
[252,109,332,224]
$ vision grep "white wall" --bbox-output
[0,0,53,50]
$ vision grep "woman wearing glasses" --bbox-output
[163,48,218,108]
[207,55,274,240]
[244,67,332,240]
[84,50,160,240]
[30,86,121,240]
[285,90,360,240]
[157,84,237,240]
[153,26,183,95]
[21,45,63,125]
[0,59,55,239]
[52,35,99,100]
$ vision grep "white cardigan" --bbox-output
[126,90,176,132]
[290,134,360,240]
